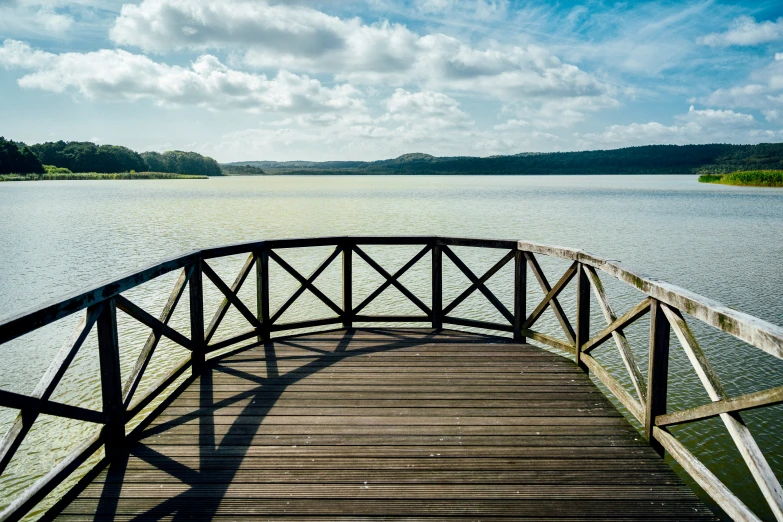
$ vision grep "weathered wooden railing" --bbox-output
[0,236,782,521]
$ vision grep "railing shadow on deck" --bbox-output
[0,236,782,522]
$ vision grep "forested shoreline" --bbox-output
[0,137,224,177]
[230,143,783,175]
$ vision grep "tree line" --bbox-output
[1,138,224,176]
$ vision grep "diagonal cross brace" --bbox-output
[267,250,344,318]
[443,250,514,318]
[0,304,103,475]
[123,266,192,407]
[352,245,432,316]
[525,252,576,345]
[201,261,264,332]
[443,246,514,324]
[523,261,578,330]
[115,295,194,351]
[205,254,256,345]
[271,246,343,324]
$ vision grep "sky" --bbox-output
[1,0,783,162]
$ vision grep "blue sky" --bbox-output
[1,0,783,161]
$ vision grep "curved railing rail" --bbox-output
[0,236,782,521]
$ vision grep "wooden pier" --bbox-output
[1,237,782,521]
[53,328,714,520]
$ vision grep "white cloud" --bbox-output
[700,55,783,111]
[675,105,755,127]
[575,106,759,149]
[0,39,365,113]
[109,0,611,101]
[698,16,783,47]
[0,3,74,36]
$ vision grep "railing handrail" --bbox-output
[1,236,781,354]
[2,235,783,522]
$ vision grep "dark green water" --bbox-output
[0,175,781,519]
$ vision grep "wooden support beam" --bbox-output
[432,244,442,330]
[0,390,106,424]
[519,328,575,354]
[256,249,270,342]
[96,300,125,459]
[514,250,526,343]
[575,263,590,372]
[189,262,205,375]
[343,245,353,329]
[645,299,670,456]
[581,353,644,423]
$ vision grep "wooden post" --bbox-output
[189,260,205,375]
[432,244,443,330]
[342,244,352,329]
[96,299,124,459]
[256,249,270,342]
[575,263,590,372]
[514,250,526,343]
[645,299,671,456]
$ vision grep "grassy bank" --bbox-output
[698,170,783,187]
[0,172,208,182]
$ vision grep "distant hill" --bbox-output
[225,143,783,175]
[221,164,266,175]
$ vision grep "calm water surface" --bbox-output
[0,175,782,519]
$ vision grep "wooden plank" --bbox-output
[656,384,783,427]
[46,328,712,522]
[0,390,106,424]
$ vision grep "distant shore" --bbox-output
[0,172,208,182]
[698,170,783,187]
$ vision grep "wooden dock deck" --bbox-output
[51,328,715,520]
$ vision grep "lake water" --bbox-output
[1,175,782,519]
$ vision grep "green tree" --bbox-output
[0,137,45,174]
